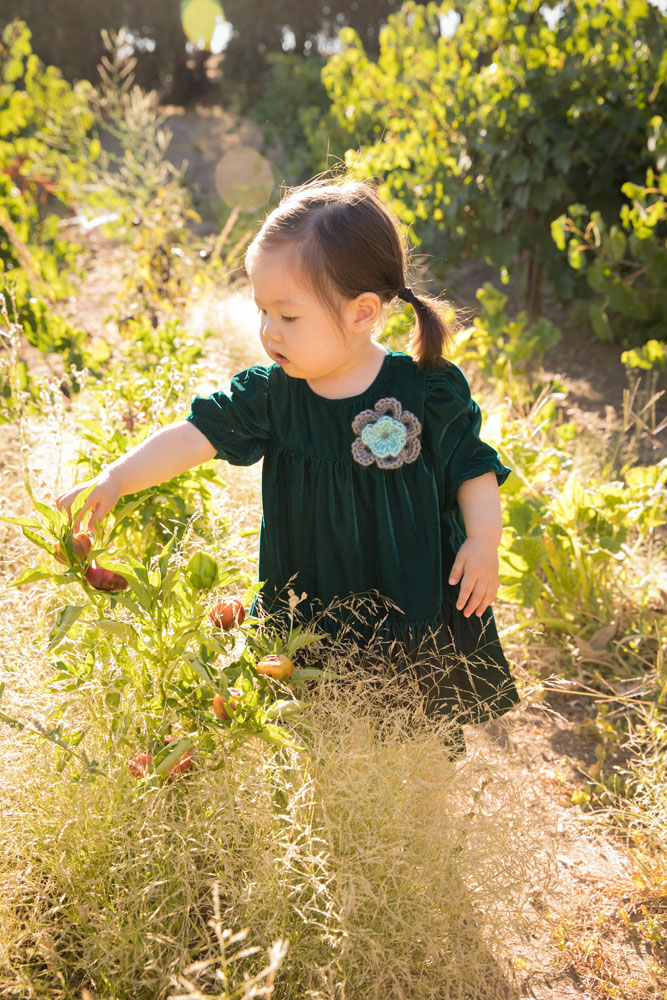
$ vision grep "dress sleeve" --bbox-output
[424,362,511,511]
[186,366,271,466]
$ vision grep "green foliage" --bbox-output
[69,316,215,559]
[0,493,331,777]
[0,24,229,422]
[622,339,667,375]
[319,0,667,315]
[552,116,667,346]
[250,53,354,181]
[498,403,667,643]
[75,415,220,558]
[452,283,561,403]
[96,311,199,382]
[0,20,95,388]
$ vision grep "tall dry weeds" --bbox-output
[0,655,551,1000]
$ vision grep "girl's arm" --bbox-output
[56,420,217,531]
[448,472,502,618]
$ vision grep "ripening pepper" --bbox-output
[85,561,129,591]
[55,532,93,565]
[256,654,294,681]
[185,551,218,589]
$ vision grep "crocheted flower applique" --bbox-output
[351,398,422,469]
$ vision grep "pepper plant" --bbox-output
[1,488,328,780]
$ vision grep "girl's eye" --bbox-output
[281,315,297,323]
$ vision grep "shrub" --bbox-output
[552,116,667,346]
[319,0,667,320]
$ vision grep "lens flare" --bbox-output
[214,146,274,211]
[181,0,224,49]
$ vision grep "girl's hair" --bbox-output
[245,179,454,367]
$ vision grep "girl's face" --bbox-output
[248,246,380,393]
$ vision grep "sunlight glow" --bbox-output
[214,146,274,211]
[181,0,226,50]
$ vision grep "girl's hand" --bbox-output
[448,536,499,618]
[56,471,123,533]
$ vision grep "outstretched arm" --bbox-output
[56,420,217,531]
[448,472,502,618]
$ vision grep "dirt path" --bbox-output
[484,696,664,999]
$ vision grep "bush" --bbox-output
[318,0,667,320]
[552,116,667,346]
[250,53,353,182]
[0,20,96,400]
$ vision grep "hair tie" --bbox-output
[397,286,419,307]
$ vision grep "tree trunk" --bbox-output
[524,249,544,326]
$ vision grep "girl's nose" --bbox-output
[264,315,282,342]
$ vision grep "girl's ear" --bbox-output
[348,291,382,334]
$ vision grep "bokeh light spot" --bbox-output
[181,0,225,49]
[214,146,275,212]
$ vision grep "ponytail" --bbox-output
[397,286,455,367]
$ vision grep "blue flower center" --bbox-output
[361,416,407,458]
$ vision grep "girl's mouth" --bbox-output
[273,352,289,366]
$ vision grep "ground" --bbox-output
[17,103,667,999]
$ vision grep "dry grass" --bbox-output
[0,662,551,1000]
[183,284,266,389]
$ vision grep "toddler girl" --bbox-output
[57,179,519,731]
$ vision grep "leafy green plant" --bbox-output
[319,0,667,320]
[0,20,96,398]
[498,403,667,642]
[0,490,332,780]
[250,52,353,182]
[622,340,667,376]
[552,117,667,346]
[63,313,218,558]
[451,283,561,404]
[71,418,220,558]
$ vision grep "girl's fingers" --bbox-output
[462,583,486,617]
[461,577,494,617]
[87,501,105,531]
[455,572,474,611]
[56,487,84,520]
[56,482,109,532]
[448,556,465,586]
[78,499,103,534]
[55,492,72,516]
[472,582,499,617]
[73,507,86,534]
[473,592,491,617]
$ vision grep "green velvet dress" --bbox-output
[187,349,519,723]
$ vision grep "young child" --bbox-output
[57,179,519,730]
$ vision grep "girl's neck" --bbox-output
[306,341,387,400]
